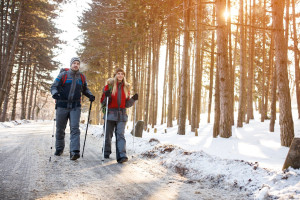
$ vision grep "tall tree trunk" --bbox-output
[216,0,231,137]
[213,65,220,137]
[237,0,246,127]
[192,0,202,132]
[27,64,37,119]
[24,63,32,119]
[0,0,4,70]
[153,22,163,127]
[11,44,23,120]
[292,0,300,119]
[0,1,22,108]
[21,52,29,120]
[272,0,294,147]
[131,45,137,124]
[207,5,215,123]
[108,48,112,78]
[261,0,266,122]
[144,37,151,130]
[177,32,181,121]
[167,8,175,127]
[187,41,193,126]
[196,46,204,128]
[269,33,276,132]
[161,40,168,124]
[1,0,10,71]
[149,31,156,128]
[136,45,141,121]
[139,41,145,122]
[31,85,38,120]
[228,0,234,126]
[0,71,12,121]
[178,0,190,135]
[154,53,159,126]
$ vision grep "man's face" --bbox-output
[71,61,80,71]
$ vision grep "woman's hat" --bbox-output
[114,68,125,77]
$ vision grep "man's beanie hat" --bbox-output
[70,57,80,67]
[114,68,125,77]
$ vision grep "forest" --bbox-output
[0,0,62,121]
[0,0,299,147]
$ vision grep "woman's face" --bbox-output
[116,72,124,82]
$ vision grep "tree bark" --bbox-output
[292,0,300,119]
[0,70,12,121]
[178,0,190,135]
[228,0,234,126]
[272,0,294,147]
[161,40,168,124]
[207,7,215,124]
[27,64,37,119]
[144,36,151,130]
[167,7,175,127]
[213,64,220,137]
[21,52,29,120]
[11,44,23,120]
[261,0,266,122]
[31,84,38,120]
[216,0,231,138]
[192,0,202,132]
[237,0,246,127]
[269,34,276,132]
[0,1,22,108]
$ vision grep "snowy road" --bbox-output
[0,121,250,200]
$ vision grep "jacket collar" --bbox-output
[70,69,79,75]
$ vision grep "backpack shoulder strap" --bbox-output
[80,73,86,85]
[61,72,68,86]
[60,68,69,86]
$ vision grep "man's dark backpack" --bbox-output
[59,68,86,86]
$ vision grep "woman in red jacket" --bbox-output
[100,68,138,163]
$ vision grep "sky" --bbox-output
[53,0,91,70]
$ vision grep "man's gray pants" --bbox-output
[55,107,81,153]
[104,120,127,161]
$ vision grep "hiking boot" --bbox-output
[70,152,80,160]
[117,157,128,163]
[54,149,63,156]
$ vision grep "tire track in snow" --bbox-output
[0,121,251,200]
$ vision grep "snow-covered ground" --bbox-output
[1,111,300,200]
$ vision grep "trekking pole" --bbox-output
[49,118,56,162]
[132,101,137,157]
[102,97,109,163]
[82,101,92,158]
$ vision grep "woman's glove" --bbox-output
[105,90,111,98]
[132,93,138,101]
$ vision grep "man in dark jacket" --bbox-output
[51,57,95,160]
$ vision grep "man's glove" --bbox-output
[52,93,60,100]
[89,95,95,102]
[105,90,111,98]
[132,93,138,101]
